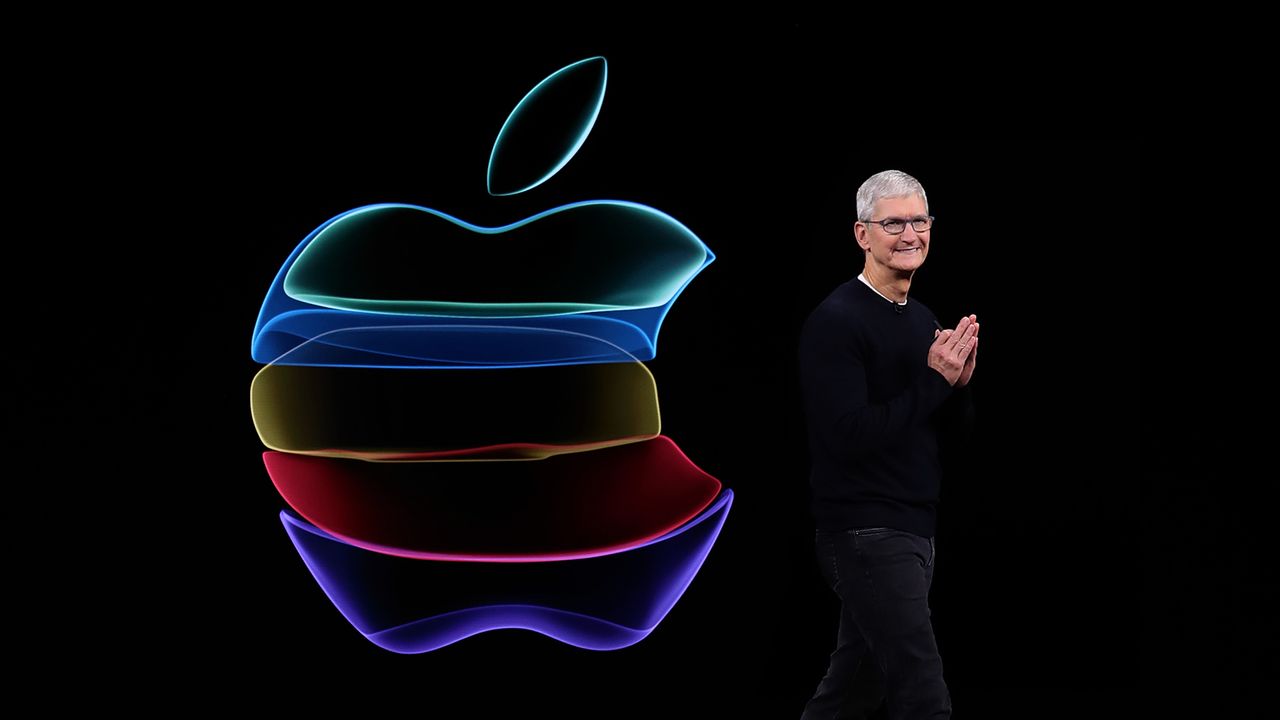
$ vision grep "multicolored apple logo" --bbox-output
[250,57,731,653]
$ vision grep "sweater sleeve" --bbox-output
[799,306,954,461]
[937,382,977,458]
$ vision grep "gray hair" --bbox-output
[856,170,928,221]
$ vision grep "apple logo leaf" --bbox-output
[487,56,607,196]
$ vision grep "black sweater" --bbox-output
[799,278,963,537]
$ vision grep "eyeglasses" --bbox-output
[860,215,934,234]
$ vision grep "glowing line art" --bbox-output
[284,202,709,316]
[281,489,733,653]
[487,56,607,196]
[251,202,713,365]
[259,325,655,370]
[250,358,660,461]
[263,436,721,561]
[255,307,678,367]
[253,55,730,653]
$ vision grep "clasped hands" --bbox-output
[929,314,978,387]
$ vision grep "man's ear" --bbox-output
[853,221,869,251]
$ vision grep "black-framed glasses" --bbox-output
[860,215,934,234]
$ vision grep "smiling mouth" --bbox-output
[893,247,921,253]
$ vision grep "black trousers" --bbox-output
[801,528,951,720]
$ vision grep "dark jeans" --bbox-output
[801,528,951,720]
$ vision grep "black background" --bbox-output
[51,26,1143,715]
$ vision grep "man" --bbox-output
[799,170,976,719]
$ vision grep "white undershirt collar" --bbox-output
[857,273,908,306]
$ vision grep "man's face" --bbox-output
[855,194,930,273]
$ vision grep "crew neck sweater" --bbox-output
[799,277,958,536]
